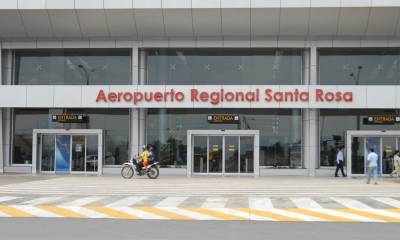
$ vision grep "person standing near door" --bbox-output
[335,146,346,177]
[390,150,400,177]
[366,148,379,184]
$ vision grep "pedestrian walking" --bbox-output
[335,146,346,177]
[390,150,400,177]
[366,148,379,184]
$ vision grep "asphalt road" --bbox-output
[0,218,399,240]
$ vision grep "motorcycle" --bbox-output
[121,158,160,179]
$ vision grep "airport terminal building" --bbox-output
[2,0,400,177]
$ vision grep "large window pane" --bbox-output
[147,49,303,85]
[319,109,400,167]
[147,109,302,168]
[319,48,400,85]
[15,49,131,85]
[12,109,129,165]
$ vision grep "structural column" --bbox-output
[0,46,3,173]
[138,50,147,148]
[129,46,140,159]
[308,46,319,176]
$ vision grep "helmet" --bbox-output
[142,145,147,151]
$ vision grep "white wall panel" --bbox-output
[310,0,340,7]
[366,85,396,109]
[163,0,191,8]
[337,85,367,109]
[251,0,280,8]
[104,0,132,9]
[281,0,310,8]
[308,85,339,108]
[192,85,223,108]
[46,0,74,9]
[62,40,90,48]
[132,0,161,8]
[26,86,53,107]
[37,40,62,48]
[0,0,18,9]
[221,0,250,8]
[192,0,220,8]
[165,85,194,108]
[18,0,45,9]
[341,0,372,7]
[134,85,167,108]
[53,86,82,108]
[372,0,400,7]
[75,0,103,9]
[279,85,310,108]
[0,86,26,107]
[250,85,280,108]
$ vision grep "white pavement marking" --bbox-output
[63,197,105,206]
[12,205,61,218]
[157,207,218,220]
[202,197,228,208]
[21,197,64,205]
[210,208,251,220]
[249,197,274,209]
[332,197,400,220]
[331,198,372,209]
[291,198,322,209]
[270,208,326,222]
[109,206,165,220]
[155,197,188,207]
[106,196,148,207]
[372,198,400,208]
[60,206,109,218]
[0,196,20,203]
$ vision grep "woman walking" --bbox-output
[390,150,400,177]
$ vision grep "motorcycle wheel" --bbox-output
[121,165,134,179]
[147,166,159,179]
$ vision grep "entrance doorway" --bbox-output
[187,130,259,176]
[346,130,400,176]
[32,129,103,175]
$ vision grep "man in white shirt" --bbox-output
[335,146,346,177]
[366,148,379,184]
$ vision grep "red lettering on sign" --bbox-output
[96,89,107,102]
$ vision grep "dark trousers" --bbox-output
[335,161,346,176]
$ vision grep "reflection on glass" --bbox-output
[382,138,396,174]
[366,137,381,175]
[147,109,302,168]
[225,136,239,173]
[193,136,207,173]
[319,49,400,85]
[147,49,302,85]
[240,136,254,173]
[41,135,55,171]
[16,49,131,85]
[72,136,85,171]
[86,135,98,172]
[209,136,222,173]
[351,137,365,174]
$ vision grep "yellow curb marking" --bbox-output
[0,205,34,217]
[85,206,138,219]
[335,208,400,222]
[135,207,193,220]
[36,205,86,218]
[186,208,247,221]
[235,208,300,221]
[284,208,355,222]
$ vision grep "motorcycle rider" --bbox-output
[136,145,150,175]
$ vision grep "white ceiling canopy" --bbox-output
[0,0,400,40]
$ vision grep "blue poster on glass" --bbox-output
[365,137,381,176]
[56,135,71,174]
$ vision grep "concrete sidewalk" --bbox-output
[0,175,399,197]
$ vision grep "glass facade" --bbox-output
[319,109,400,167]
[147,109,302,168]
[319,48,400,85]
[12,109,129,165]
[15,49,131,85]
[147,49,303,85]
